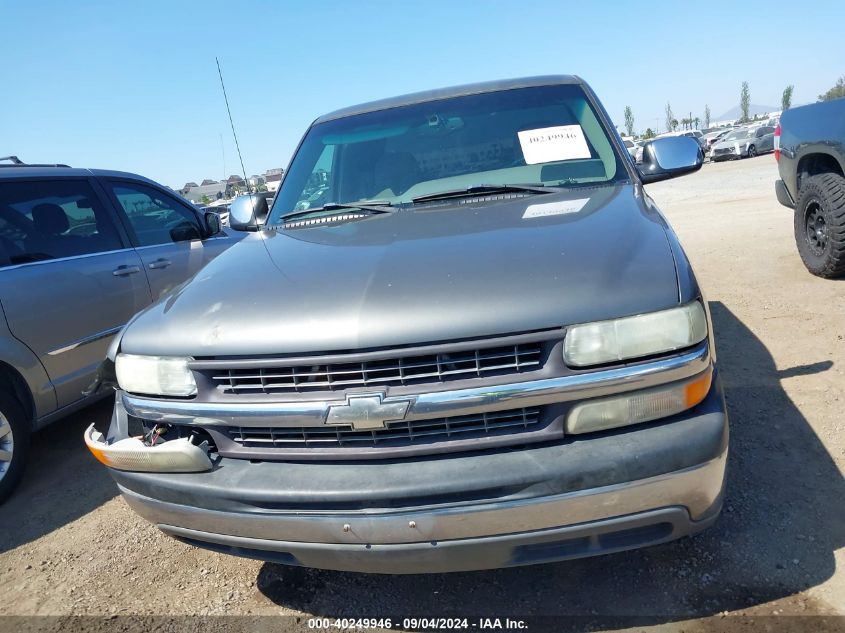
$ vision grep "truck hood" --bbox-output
[120,185,682,357]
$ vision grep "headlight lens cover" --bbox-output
[566,367,712,434]
[84,424,211,472]
[115,354,197,397]
[563,301,707,367]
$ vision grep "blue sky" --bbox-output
[3,0,844,189]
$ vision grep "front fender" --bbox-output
[83,317,137,397]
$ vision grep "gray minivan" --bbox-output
[0,161,237,502]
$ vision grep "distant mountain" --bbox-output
[716,103,779,120]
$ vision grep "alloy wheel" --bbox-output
[0,413,13,482]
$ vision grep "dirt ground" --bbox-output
[1,156,843,631]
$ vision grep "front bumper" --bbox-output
[711,152,738,162]
[109,374,729,573]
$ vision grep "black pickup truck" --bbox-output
[775,99,845,278]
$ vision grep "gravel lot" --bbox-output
[1,156,843,630]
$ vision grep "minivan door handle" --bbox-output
[148,258,172,270]
[112,265,141,277]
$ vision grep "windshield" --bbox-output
[268,84,627,223]
[724,129,750,141]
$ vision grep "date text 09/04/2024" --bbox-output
[307,618,528,630]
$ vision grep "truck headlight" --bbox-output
[84,425,212,473]
[563,301,707,367]
[115,354,197,397]
[566,367,712,434]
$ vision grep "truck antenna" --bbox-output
[216,57,250,194]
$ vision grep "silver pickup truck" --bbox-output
[86,75,728,574]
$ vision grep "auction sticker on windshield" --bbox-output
[518,125,591,164]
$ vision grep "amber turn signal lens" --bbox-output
[685,368,713,409]
[85,440,111,467]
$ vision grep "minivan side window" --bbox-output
[0,180,123,267]
[108,181,202,247]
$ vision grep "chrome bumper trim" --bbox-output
[122,345,710,428]
[119,447,726,545]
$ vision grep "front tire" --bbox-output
[794,173,845,278]
[0,393,30,504]
[747,145,757,158]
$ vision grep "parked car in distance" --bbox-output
[702,129,730,151]
[86,76,727,574]
[0,157,240,502]
[657,130,707,155]
[748,126,776,155]
[621,137,645,163]
[711,126,775,161]
[774,99,845,278]
[657,130,704,142]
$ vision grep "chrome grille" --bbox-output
[228,407,541,449]
[211,343,543,394]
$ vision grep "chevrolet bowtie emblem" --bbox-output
[325,393,412,430]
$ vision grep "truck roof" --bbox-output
[315,75,581,123]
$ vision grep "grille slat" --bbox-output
[229,407,542,449]
[210,343,543,395]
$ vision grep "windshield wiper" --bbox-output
[280,200,393,223]
[411,184,559,204]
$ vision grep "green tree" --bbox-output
[694,116,700,129]
[623,106,635,137]
[664,102,674,133]
[642,128,656,139]
[740,81,751,122]
[781,84,794,110]
[818,76,845,101]
[704,104,711,129]
[201,195,211,205]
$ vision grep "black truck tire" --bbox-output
[0,392,29,505]
[794,173,845,278]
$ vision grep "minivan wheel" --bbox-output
[747,145,757,158]
[0,393,29,504]
[794,173,845,278]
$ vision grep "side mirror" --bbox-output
[204,211,221,236]
[229,194,269,232]
[637,136,703,184]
